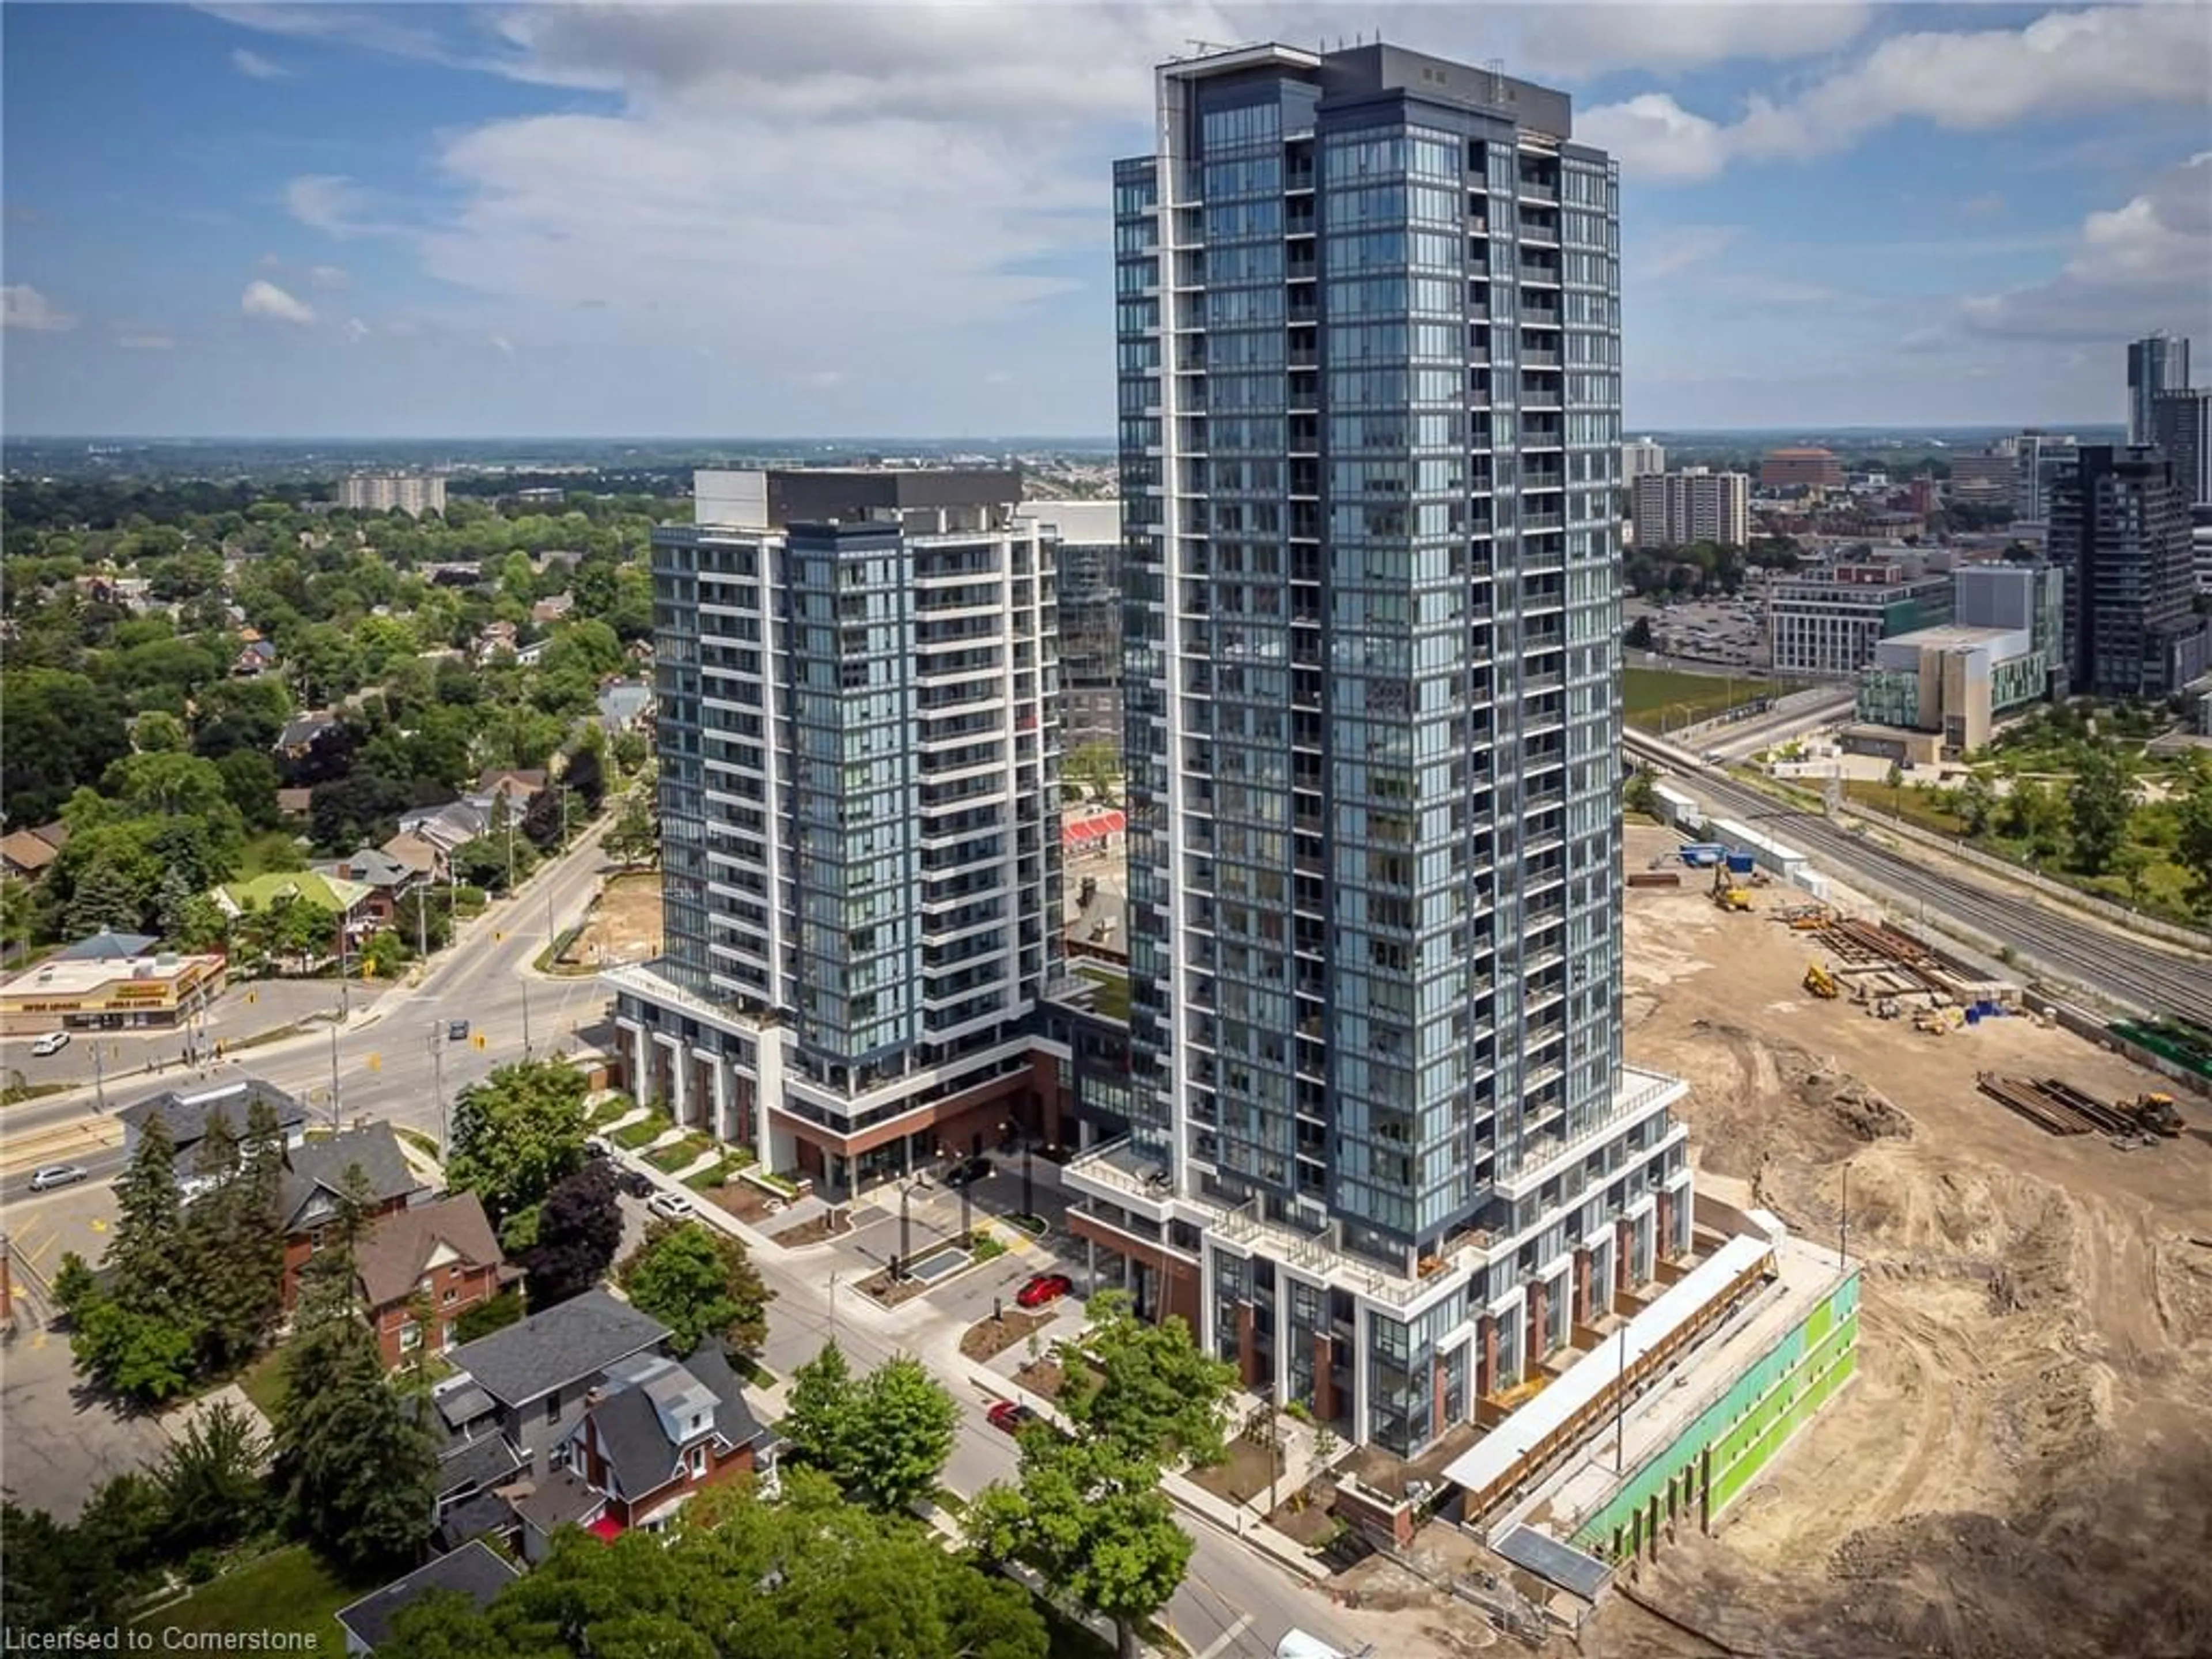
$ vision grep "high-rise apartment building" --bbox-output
[1629,468,1748,550]
[1758,448,1843,491]
[1619,437,1665,491]
[2128,332,2192,448]
[2150,387,2211,509]
[337,472,447,517]
[607,468,1065,1194]
[2012,430,2079,524]
[1072,41,1689,1458]
[1015,501,1124,747]
[2051,446,2212,699]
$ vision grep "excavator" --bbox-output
[1711,862,1753,913]
[2131,1092,2185,1138]
[1803,961,1839,999]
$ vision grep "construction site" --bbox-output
[1566,820,2212,1658]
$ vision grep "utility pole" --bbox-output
[899,1181,912,1279]
[431,1020,448,1163]
[522,979,533,1060]
[415,890,429,961]
[92,1043,108,1113]
[328,1024,342,1131]
[546,885,557,965]
[337,919,351,1020]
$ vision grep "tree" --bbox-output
[2067,747,2138,876]
[604,785,658,867]
[2175,770,2212,916]
[521,781,566,851]
[64,858,149,937]
[967,1433,1192,1659]
[618,1221,774,1356]
[1623,765,1659,818]
[1058,1288,1237,1468]
[1959,770,1997,838]
[181,1096,287,1373]
[274,1169,438,1570]
[155,1401,268,1552]
[446,1060,589,1228]
[131,710,189,753]
[562,742,607,812]
[2002,778,2068,862]
[780,1342,957,1515]
[523,1160,624,1308]
[783,1339,857,1472]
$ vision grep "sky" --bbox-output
[2,1,2209,438]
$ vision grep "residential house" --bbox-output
[272,711,340,763]
[355,1193,517,1368]
[474,620,520,662]
[438,1289,671,1478]
[593,680,652,734]
[275,787,315,821]
[396,800,491,867]
[380,829,448,884]
[214,870,378,952]
[335,1541,518,1657]
[476,768,548,809]
[116,1078,309,1200]
[531,593,575,624]
[0,823,68,880]
[563,1346,767,1533]
[275,1122,422,1310]
[310,847,422,929]
[231,637,279,679]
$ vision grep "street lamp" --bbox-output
[898,1181,912,1280]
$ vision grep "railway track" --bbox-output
[1630,739,2212,1031]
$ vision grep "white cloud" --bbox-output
[230,46,286,79]
[343,317,372,342]
[1628,224,1741,280]
[2,285,77,332]
[241,279,316,324]
[285,175,404,238]
[1586,5,2212,181]
[488,334,514,357]
[114,330,176,351]
[310,264,349,289]
[1960,153,2212,343]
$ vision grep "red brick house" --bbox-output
[276,1122,421,1312]
[560,1346,766,1531]
[356,1194,517,1369]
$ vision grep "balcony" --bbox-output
[1517,177,1559,204]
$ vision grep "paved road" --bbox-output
[1631,735,2212,1031]
[0,823,620,1185]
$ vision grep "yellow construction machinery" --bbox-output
[1803,961,1839,999]
[1711,862,1753,912]
[2133,1093,2185,1138]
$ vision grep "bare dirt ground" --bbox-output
[563,872,661,969]
[1573,824,2212,1659]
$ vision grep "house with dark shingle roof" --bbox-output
[442,1289,670,1477]
[311,846,423,928]
[117,1078,309,1200]
[334,1539,517,1655]
[563,1344,767,1533]
[275,1122,423,1312]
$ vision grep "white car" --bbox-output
[30,1031,70,1058]
[646,1190,695,1222]
[29,1164,88,1193]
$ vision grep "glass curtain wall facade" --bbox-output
[1092,43,1689,1458]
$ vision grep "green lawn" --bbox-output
[235,1344,291,1421]
[1075,965,1130,1022]
[1844,779,1968,838]
[1623,666,1778,732]
[649,1133,715,1173]
[133,1544,360,1652]
[612,1112,674,1150]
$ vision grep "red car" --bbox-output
[1016,1271,1073,1310]
[987,1400,1040,1435]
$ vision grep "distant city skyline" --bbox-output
[3,3,2209,438]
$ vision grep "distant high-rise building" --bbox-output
[2051,446,2212,698]
[336,472,446,517]
[1620,437,1666,490]
[1946,452,2017,502]
[2012,429,2078,524]
[1759,448,1844,491]
[2128,332,2192,447]
[608,468,1065,1190]
[1081,39,1690,1457]
[1630,468,1748,550]
[2150,388,2211,509]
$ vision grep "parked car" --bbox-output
[1016,1271,1073,1310]
[448,1020,471,1042]
[618,1169,654,1200]
[986,1400,1040,1436]
[943,1156,994,1189]
[28,1164,88,1193]
[29,1031,70,1058]
[647,1190,695,1221]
